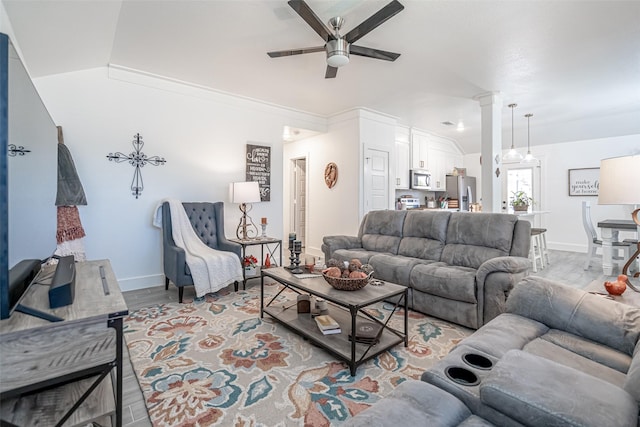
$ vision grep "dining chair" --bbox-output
[582,201,633,270]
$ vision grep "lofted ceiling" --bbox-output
[3,0,640,153]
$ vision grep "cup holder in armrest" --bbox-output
[445,366,480,386]
[462,353,493,370]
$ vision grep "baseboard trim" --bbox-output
[118,274,165,292]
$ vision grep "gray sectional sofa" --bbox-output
[322,209,531,329]
[346,277,640,426]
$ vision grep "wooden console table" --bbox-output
[0,259,128,427]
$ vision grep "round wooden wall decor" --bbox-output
[324,162,338,189]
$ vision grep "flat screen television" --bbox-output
[0,33,58,320]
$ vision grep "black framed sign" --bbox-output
[245,143,271,201]
[568,168,599,196]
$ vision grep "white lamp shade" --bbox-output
[598,155,640,205]
[232,181,261,204]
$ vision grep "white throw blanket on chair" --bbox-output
[153,199,243,297]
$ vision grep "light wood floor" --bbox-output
[118,249,618,426]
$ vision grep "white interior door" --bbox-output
[364,148,389,214]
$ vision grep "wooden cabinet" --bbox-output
[395,140,410,189]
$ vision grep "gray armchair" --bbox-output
[161,201,241,302]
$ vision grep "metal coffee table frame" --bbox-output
[261,267,408,376]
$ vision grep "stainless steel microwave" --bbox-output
[410,169,431,190]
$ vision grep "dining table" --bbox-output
[597,219,639,276]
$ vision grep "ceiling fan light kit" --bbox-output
[326,39,349,67]
[268,0,404,78]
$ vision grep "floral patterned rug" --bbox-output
[124,282,472,426]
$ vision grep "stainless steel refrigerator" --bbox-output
[445,175,477,211]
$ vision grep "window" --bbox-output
[501,160,542,225]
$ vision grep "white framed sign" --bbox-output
[568,168,599,196]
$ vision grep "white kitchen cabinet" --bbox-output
[427,136,464,191]
[395,140,410,189]
[411,131,429,170]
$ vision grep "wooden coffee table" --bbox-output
[261,267,408,376]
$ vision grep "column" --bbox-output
[475,92,502,213]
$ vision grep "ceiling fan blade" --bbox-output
[267,46,325,58]
[288,0,336,42]
[350,45,400,61]
[325,65,338,79]
[345,0,404,44]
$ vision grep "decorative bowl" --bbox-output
[321,271,373,291]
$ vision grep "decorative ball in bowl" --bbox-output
[321,258,373,291]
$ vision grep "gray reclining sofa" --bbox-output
[346,277,640,426]
[322,210,531,329]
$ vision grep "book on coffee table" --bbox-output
[349,320,382,344]
[315,315,341,334]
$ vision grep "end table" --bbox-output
[230,237,282,289]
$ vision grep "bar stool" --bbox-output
[529,228,549,272]
[532,227,550,266]
[529,229,543,272]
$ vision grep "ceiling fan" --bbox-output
[268,0,404,78]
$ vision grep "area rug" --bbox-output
[124,282,472,426]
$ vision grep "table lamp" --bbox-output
[598,154,640,279]
[232,181,261,240]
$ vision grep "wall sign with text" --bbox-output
[568,168,599,196]
[246,143,271,201]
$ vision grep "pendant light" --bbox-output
[521,113,538,164]
[503,103,523,161]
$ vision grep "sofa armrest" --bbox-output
[476,256,530,286]
[481,349,637,427]
[321,235,362,261]
[475,256,531,326]
[506,276,640,355]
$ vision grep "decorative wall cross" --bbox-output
[106,133,166,199]
[8,144,31,156]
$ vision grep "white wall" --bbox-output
[464,134,640,252]
[33,66,326,291]
[283,110,361,259]
[359,109,397,216]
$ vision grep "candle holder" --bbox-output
[291,240,303,274]
[286,234,296,270]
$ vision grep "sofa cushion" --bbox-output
[481,350,638,427]
[507,277,640,356]
[397,210,450,260]
[360,210,406,254]
[441,213,518,269]
[623,341,640,404]
[410,263,477,304]
[368,253,435,286]
[540,329,632,373]
[523,337,627,387]
[458,313,548,359]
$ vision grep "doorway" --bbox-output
[364,148,390,214]
[290,157,307,247]
[501,160,542,225]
